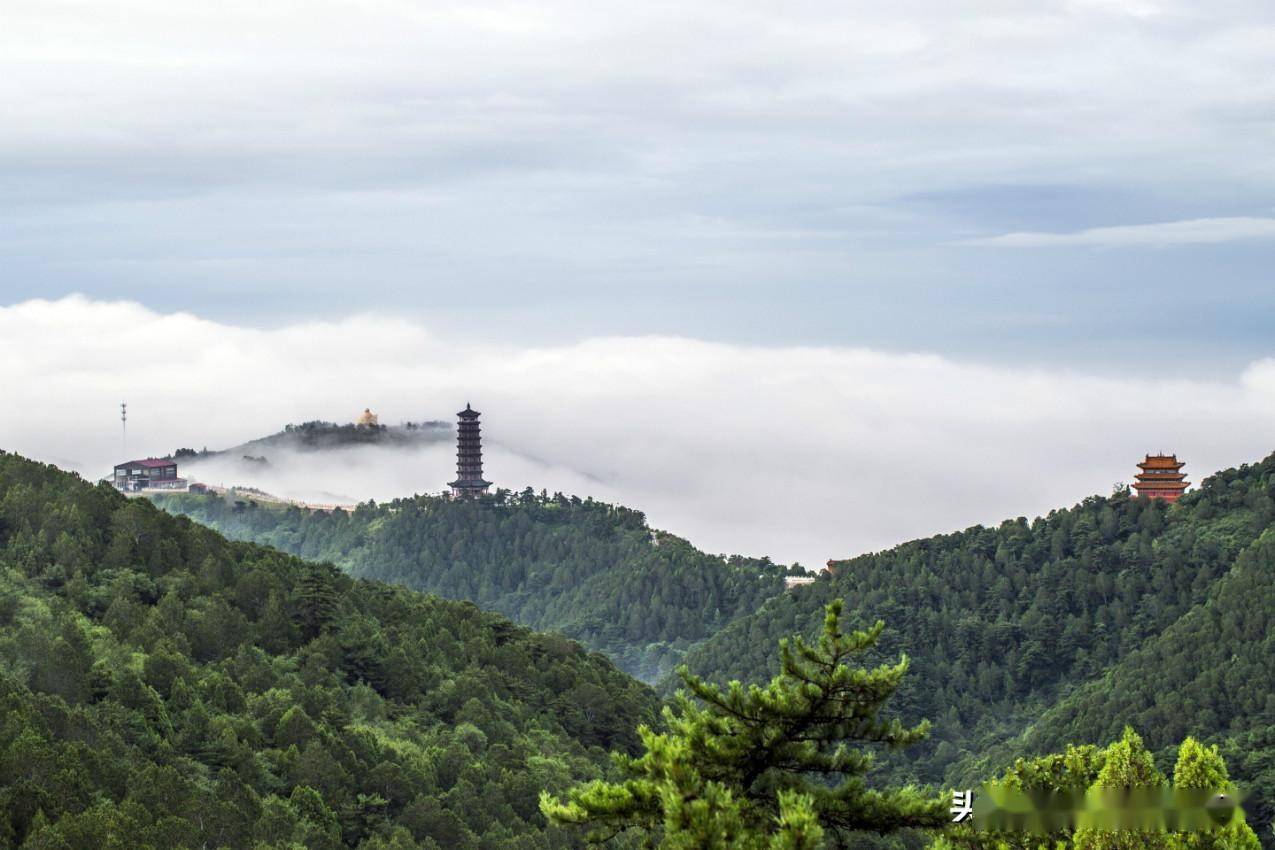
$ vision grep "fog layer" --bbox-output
[3,296,1273,566]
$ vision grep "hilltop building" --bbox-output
[1132,453,1189,502]
[450,404,491,497]
[356,408,379,427]
[113,458,185,491]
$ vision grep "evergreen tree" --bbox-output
[1173,738,1261,850]
[934,732,1263,850]
[541,601,947,847]
[297,563,341,640]
[1075,728,1167,850]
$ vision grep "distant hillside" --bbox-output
[170,419,456,508]
[676,452,1275,844]
[175,419,451,469]
[0,451,656,849]
[152,489,794,682]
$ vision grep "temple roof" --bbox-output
[457,403,481,419]
[1132,479,1189,489]
[1137,453,1183,469]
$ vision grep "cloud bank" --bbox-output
[961,217,1275,247]
[2,296,1274,567]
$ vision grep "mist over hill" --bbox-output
[10,298,1275,570]
[175,419,611,510]
[177,420,454,506]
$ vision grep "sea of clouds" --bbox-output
[3,295,1274,567]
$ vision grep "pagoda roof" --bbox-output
[1132,479,1189,490]
[457,403,481,419]
[1137,454,1183,469]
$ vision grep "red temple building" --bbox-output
[1132,453,1189,502]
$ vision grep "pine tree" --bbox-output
[297,564,341,641]
[935,732,1263,850]
[540,600,947,847]
[1074,727,1167,850]
[1171,738,1260,850]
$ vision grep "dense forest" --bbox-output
[152,489,794,681]
[3,447,1272,849]
[0,451,657,849]
[677,452,1275,846]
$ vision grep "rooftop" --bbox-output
[115,458,176,469]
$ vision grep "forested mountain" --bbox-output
[0,451,657,849]
[152,489,793,681]
[677,452,1275,844]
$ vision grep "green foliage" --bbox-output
[1073,728,1168,850]
[0,450,658,849]
[541,601,947,848]
[934,731,1260,850]
[154,487,794,681]
[677,453,1275,844]
[1173,739,1261,850]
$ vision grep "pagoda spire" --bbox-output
[1131,453,1189,502]
[449,403,491,497]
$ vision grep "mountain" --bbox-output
[0,450,657,849]
[151,488,794,682]
[180,419,453,459]
[169,420,455,507]
[675,452,1275,843]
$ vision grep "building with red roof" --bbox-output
[113,458,185,491]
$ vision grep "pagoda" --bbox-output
[1132,453,1189,502]
[449,404,491,497]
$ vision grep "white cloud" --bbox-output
[3,1,1275,212]
[960,217,1275,247]
[2,297,1273,567]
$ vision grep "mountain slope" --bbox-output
[676,452,1275,840]
[993,526,1275,840]
[153,489,793,681]
[0,451,656,849]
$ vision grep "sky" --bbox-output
[3,1,1274,563]
[2,0,1275,367]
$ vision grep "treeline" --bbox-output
[154,488,793,681]
[0,451,656,849]
[678,453,1275,844]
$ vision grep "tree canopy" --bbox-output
[155,487,794,681]
[0,451,656,849]
[541,601,947,848]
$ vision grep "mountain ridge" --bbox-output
[0,449,657,849]
[153,487,797,682]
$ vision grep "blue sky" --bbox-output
[3,0,1275,374]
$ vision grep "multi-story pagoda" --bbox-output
[1132,453,1189,502]
[449,403,491,497]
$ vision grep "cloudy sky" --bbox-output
[3,1,1274,563]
